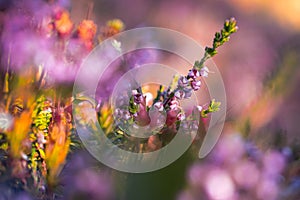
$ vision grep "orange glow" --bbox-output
[77,20,97,49]
[45,116,70,186]
[230,0,300,30]
[78,20,97,41]
[54,11,73,36]
[7,111,32,158]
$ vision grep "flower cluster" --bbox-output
[97,18,238,152]
[178,133,288,200]
[0,0,241,198]
[61,151,115,200]
[0,0,124,198]
[1,0,124,83]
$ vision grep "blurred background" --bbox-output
[72,0,300,199]
[1,0,300,199]
[70,0,300,199]
[70,0,300,142]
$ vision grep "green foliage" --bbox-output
[0,133,8,151]
[201,99,221,118]
[170,74,180,91]
[153,85,165,104]
[213,17,238,49]
[32,96,52,131]
[129,95,139,114]
[194,17,238,70]
[205,47,218,57]
[29,95,53,191]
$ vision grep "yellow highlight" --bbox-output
[7,111,32,159]
[107,19,125,31]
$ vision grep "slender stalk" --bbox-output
[86,2,94,20]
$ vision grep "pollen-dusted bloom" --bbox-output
[54,10,73,36]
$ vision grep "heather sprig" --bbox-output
[151,18,238,126]
[201,99,221,118]
[94,18,238,154]
[194,17,238,70]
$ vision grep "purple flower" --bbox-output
[205,169,235,200]
[169,99,180,110]
[166,109,180,126]
[187,69,200,79]
[177,113,186,121]
[263,150,286,176]
[200,66,209,77]
[233,160,260,189]
[178,76,189,88]
[154,102,164,112]
[61,152,115,200]
[191,80,201,91]
[114,108,131,121]
[175,90,185,99]
[256,179,279,200]
[178,133,288,200]
[132,89,139,96]
[183,87,193,98]
[132,90,144,104]
[134,93,151,126]
[196,105,203,112]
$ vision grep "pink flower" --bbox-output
[154,102,164,112]
[166,109,180,126]
[177,113,186,121]
[187,69,200,79]
[178,76,189,88]
[191,80,201,90]
[200,66,209,77]
[175,90,185,99]
[169,98,180,110]
[132,90,144,104]
[134,95,151,126]
[196,105,203,112]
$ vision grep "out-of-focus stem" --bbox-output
[3,45,11,101]
[86,2,94,20]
